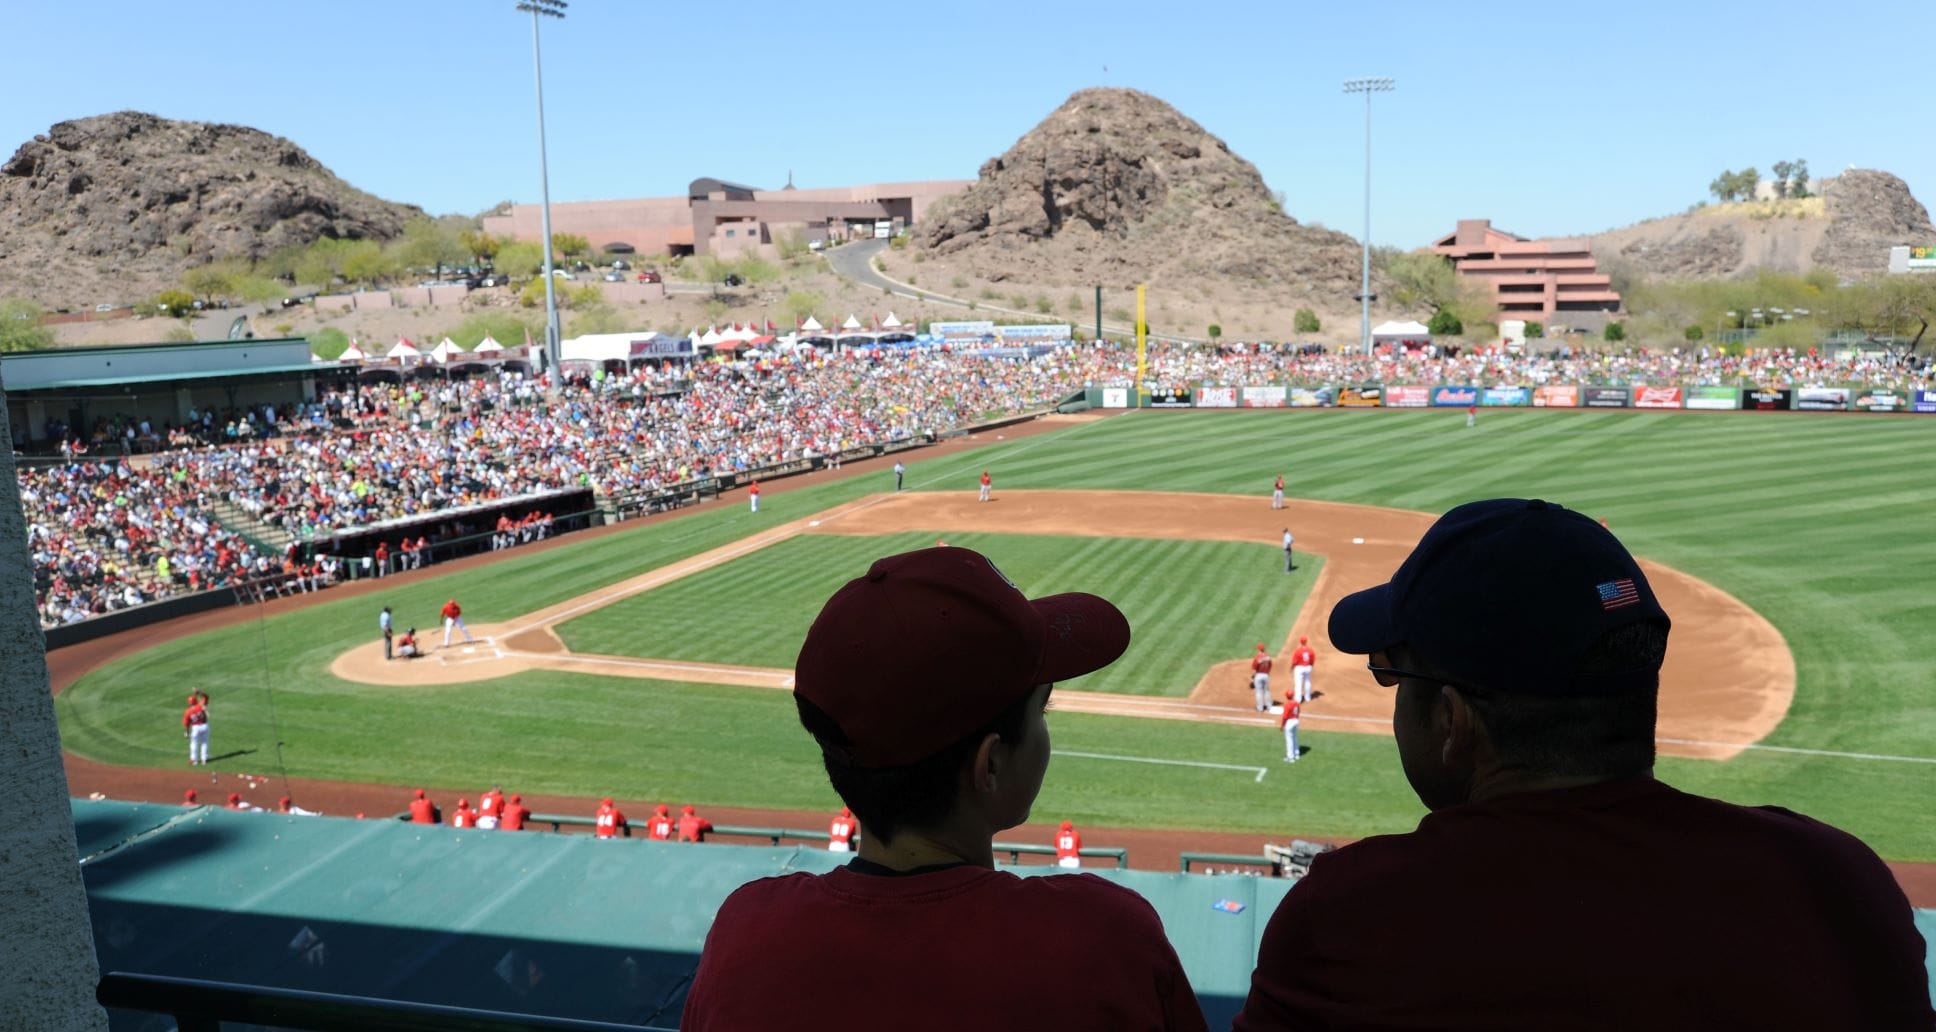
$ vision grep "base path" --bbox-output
[331,490,1793,761]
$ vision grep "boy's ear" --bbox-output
[970,732,1002,794]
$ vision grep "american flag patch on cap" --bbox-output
[1596,578,1640,610]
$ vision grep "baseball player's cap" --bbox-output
[795,546,1131,768]
[1328,499,1670,697]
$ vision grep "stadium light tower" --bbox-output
[518,0,567,394]
[1343,77,1393,357]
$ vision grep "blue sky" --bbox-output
[5,0,1930,249]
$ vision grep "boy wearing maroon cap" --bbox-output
[1236,499,1932,1030]
[683,546,1205,1031]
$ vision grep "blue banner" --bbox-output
[1916,390,1936,413]
[1480,387,1530,407]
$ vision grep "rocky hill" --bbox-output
[914,88,1368,305]
[1586,170,1933,282]
[0,112,422,309]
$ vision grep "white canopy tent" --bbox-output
[385,339,422,362]
[799,315,825,332]
[560,332,638,365]
[339,343,367,362]
[475,335,504,355]
[881,311,904,329]
[1371,320,1432,338]
[429,338,463,364]
[841,314,864,330]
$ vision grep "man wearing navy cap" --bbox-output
[1236,499,1931,1031]
[683,546,1205,1031]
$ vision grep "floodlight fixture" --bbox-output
[1343,78,1395,356]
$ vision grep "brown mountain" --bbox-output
[0,111,423,309]
[1586,169,1934,282]
[914,88,1368,304]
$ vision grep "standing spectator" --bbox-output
[682,545,1202,1031]
[594,797,629,839]
[477,785,505,830]
[1234,498,1934,1030]
[441,598,475,647]
[1290,636,1316,704]
[647,804,675,840]
[676,804,713,843]
[407,788,441,824]
[379,606,394,661]
[182,693,210,766]
[1054,820,1083,869]
[827,806,858,853]
[451,799,477,829]
[501,794,530,831]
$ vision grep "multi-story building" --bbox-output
[1430,219,1622,323]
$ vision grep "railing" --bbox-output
[1179,851,1280,874]
[97,971,672,1032]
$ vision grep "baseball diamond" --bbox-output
[51,407,1936,872]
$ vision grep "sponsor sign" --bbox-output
[1242,385,1287,408]
[1915,390,1936,414]
[1101,387,1130,409]
[1481,387,1530,407]
[1197,385,1238,408]
[1794,387,1850,411]
[1741,388,1791,411]
[1146,386,1194,408]
[1632,385,1683,409]
[1385,385,1431,408]
[1582,387,1630,408]
[1431,386,1479,407]
[1684,386,1739,411]
[1532,385,1579,408]
[929,320,995,339]
[1853,389,1908,412]
[1339,386,1383,408]
[629,335,692,358]
[1911,245,1936,270]
[996,323,1072,340]
[1288,387,1327,408]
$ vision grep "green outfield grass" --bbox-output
[554,532,1320,697]
[54,408,1936,859]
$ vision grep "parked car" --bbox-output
[94,303,114,313]
[551,269,573,280]
[602,272,623,282]
[611,259,630,271]
[637,271,662,284]
[723,273,745,287]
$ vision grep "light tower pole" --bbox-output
[1343,77,1393,357]
[518,0,567,394]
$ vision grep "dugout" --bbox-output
[1,338,348,455]
[301,486,598,570]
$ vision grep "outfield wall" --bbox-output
[1086,385,1936,413]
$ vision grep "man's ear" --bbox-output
[1440,685,1482,768]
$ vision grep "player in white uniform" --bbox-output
[1291,635,1316,703]
[1250,644,1274,712]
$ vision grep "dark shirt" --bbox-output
[1235,777,1932,1031]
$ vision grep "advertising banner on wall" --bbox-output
[1101,387,1130,409]
[1386,385,1431,408]
[1742,388,1792,411]
[1197,386,1238,408]
[996,324,1073,341]
[1854,389,1909,412]
[1481,387,1530,407]
[1147,386,1194,408]
[1288,387,1328,408]
[1582,387,1630,408]
[1431,386,1480,407]
[1339,386,1383,407]
[1794,387,1850,411]
[929,320,996,340]
[1915,390,1936,413]
[1241,386,1287,408]
[1532,385,1579,407]
[1684,386,1739,410]
[1632,386,1683,409]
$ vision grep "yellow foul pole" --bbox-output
[1135,284,1147,403]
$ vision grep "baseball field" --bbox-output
[52,407,1936,861]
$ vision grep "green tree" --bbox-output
[182,265,235,302]
[774,229,809,260]
[307,327,351,359]
[1207,323,1222,342]
[233,274,288,305]
[1381,250,1461,315]
[1790,159,1810,199]
[340,240,399,286]
[153,290,196,318]
[392,219,469,277]
[460,230,504,265]
[1603,321,1626,342]
[1771,161,1794,199]
[1709,169,1738,203]
[448,312,540,351]
[495,241,545,277]
[0,298,55,352]
[1682,325,1703,341]
[1427,308,1464,336]
[1524,321,1545,338]
[552,233,591,262]
[1293,308,1321,333]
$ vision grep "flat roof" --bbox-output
[16,361,329,392]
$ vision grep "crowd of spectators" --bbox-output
[18,339,1932,628]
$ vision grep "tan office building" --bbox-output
[1430,219,1622,322]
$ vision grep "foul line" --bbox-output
[1054,749,1269,783]
[1655,737,1936,765]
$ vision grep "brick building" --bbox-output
[1430,219,1622,323]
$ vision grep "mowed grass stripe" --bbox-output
[556,533,1319,697]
